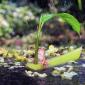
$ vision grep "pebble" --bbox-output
[34,72,47,78]
[63,50,68,54]
[26,70,32,74]
[25,70,33,77]
[0,57,4,63]
[3,63,9,67]
[38,73,47,78]
[65,65,73,72]
[81,64,85,67]
[9,66,24,69]
[56,53,60,56]
[15,62,21,66]
[34,72,39,76]
[54,67,66,71]
[67,61,77,65]
[62,71,78,80]
[25,70,47,78]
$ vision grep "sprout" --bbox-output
[34,13,81,64]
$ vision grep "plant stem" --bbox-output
[77,0,82,10]
[34,24,41,64]
[34,32,39,64]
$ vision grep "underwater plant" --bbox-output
[26,13,81,70]
[77,0,82,10]
[34,13,81,64]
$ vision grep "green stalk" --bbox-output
[34,24,42,64]
[77,0,82,10]
[34,13,81,64]
[34,33,39,64]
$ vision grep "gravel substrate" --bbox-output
[0,47,84,85]
[0,59,85,85]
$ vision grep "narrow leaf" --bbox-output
[57,13,81,34]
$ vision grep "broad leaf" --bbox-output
[39,13,81,34]
[57,13,81,34]
[48,47,82,67]
[34,13,81,64]
[26,47,82,70]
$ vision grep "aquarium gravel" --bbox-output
[0,59,84,85]
[0,46,84,85]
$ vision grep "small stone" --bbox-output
[0,57,4,62]
[63,50,68,54]
[25,70,33,77]
[56,53,60,56]
[46,45,58,56]
[15,62,21,65]
[38,73,47,78]
[31,74,35,77]
[62,71,78,80]
[81,64,85,67]
[9,66,15,69]
[28,74,33,77]
[4,63,9,67]
[65,65,73,68]
[54,67,66,71]
[67,61,77,65]
[27,71,33,74]
[34,72,39,76]
[66,65,74,72]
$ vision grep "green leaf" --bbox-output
[26,63,43,70]
[48,47,82,67]
[57,13,81,34]
[78,0,82,10]
[34,13,81,64]
[39,14,54,30]
[26,47,82,70]
[39,13,81,34]
[34,14,55,64]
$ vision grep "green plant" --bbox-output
[27,47,82,70]
[77,0,82,10]
[34,13,81,64]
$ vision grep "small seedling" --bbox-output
[34,13,81,64]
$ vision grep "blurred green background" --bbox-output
[0,0,85,48]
